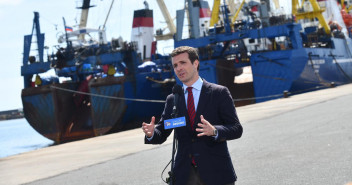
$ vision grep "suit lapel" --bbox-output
[177,90,191,130]
[195,80,211,125]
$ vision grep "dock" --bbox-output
[1,84,352,185]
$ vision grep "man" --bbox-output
[142,46,243,185]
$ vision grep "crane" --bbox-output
[231,0,246,24]
[155,0,176,40]
[210,0,221,27]
[292,0,331,34]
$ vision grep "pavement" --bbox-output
[1,84,352,185]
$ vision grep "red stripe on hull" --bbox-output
[132,17,153,28]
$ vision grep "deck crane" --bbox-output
[210,0,221,27]
[211,0,260,27]
[231,0,246,24]
[227,0,237,15]
[292,0,331,34]
[272,0,279,10]
[210,0,259,28]
[155,0,176,40]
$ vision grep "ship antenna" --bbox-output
[144,1,149,10]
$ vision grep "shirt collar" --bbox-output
[183,77,203,93]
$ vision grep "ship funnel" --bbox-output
[194,0,211,37]
[131,8,154,60]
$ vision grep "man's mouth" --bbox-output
[178,72,185,78]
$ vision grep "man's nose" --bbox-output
[174,66,181,71]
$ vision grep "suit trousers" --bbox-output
[185,165,235,185]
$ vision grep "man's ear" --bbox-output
[194,60,199,69]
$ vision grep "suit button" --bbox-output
[189,154,192,158]
[191,139,195,142]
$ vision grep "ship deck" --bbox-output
[1,83,352,185]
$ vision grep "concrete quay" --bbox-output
[1,84,352,185]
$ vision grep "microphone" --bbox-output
[166,84,183,185]
[172,84,183,118]
[172,84,183,96]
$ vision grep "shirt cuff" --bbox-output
[146,132,154,141]
[212,132,219,139]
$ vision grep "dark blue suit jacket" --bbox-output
[145,80,243,185]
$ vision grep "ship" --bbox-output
[20,0,175,143]
[21,0,352,143]
[171,0,352,106]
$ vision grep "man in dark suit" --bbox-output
[142,46,243,185]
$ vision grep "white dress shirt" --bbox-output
[183,77,203,112]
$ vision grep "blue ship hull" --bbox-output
[250,38,352,103]
[21,12,175,143]
[175,20,352,104]
[250,49,308,102]
[22,63,174,143]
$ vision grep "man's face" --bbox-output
[172,52,199,86]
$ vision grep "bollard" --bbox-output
[283,90,290,98]
[330,82,336,88]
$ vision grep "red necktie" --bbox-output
[187,87,196,130]
[187,87,197,166]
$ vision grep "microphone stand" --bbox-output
[167,93,179,185]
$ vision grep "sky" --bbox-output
[0,0,291,112]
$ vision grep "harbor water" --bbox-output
[0,118,53,158]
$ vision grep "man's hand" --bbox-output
[196,115,216,137]
[142,116,155,138]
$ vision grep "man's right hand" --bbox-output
[142,116,155,138]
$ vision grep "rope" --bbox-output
[50,81,333,105]
[307,52,331,87]
[50,85,166,103]
[330,52,352,82]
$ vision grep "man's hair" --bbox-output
[170,46,199,71]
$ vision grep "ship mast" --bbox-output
[77,0,95,40]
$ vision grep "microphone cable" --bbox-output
[162,84,182,184]
[161,138,178,184]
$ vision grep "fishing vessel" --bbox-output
[172,0,352,105]
[21,0,174,143]
[21,0,352,143]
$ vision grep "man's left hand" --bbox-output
[196,115,216,137]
